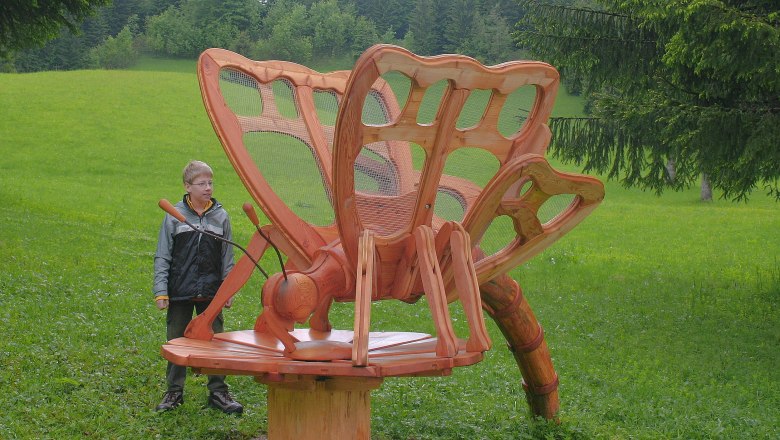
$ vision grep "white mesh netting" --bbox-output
[219,67,336,226]
[216,65,575,261]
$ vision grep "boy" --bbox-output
[153,160,243,414]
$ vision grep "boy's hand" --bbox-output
[156,298,169,310]
[225,297,234,308]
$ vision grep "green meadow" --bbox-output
[0,57,778,439]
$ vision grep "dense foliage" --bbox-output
[0,0,110,58]
[516,1,780,201]
[7,0,777,201]
[89,20,140,69]
[7,0,521,71]
[8,0,175,71]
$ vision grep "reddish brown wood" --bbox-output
[414,225,458,357]
[161,44,606,433]
[352,230,375,366]
[162,329,483,378]
[449,223,492,353]
[463,154,603,285]
[481,274,560,419]
[262,376,382,440]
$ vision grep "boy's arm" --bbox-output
[153,215,174,305]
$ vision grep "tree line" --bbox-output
[2,0,777,201]
[3,0,524,72]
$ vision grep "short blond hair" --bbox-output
[182,160,213,184]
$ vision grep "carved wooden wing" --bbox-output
[198,45,603,292]
[198,49,351,267]
[198,48,415,271]
[331,45,604,290]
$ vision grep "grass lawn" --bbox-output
[0,56,777,439]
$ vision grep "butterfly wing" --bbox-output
[332,45,595,293]
[198,49,350,267]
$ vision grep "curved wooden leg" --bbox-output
[414,225,457,358]
[449,224,491,352]
[480,274,559,419]
[255,273,299,353]
[185,232,270,340]
[308,294,334,332]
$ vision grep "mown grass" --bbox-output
[0,58,778,440]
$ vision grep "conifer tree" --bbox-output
[443,0,475,53]
[408,0,439,54]
[516,1,780,201]
[0,0,110,58]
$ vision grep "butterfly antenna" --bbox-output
[158,199,271,279]
[242,203,288,281]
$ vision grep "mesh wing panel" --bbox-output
[198,49,354,262]
[217,68,336,227]
[201,46,603,286]
[332,45,597,279]
[353,80,419,238]
[350,71,537,238]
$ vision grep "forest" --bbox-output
[5,0,527,72]
[4,0,777,199]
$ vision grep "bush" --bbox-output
[90,26,138,69]
[144,5,240,59]
[145,6,201,58]
[255,3,313,63]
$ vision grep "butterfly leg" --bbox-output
[186,231,270,340]
[414,225,458,358]
[255,273,300,353]
[352,230,375,366]
[309,295,334,332]
[449,222,492,352]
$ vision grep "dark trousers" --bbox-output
[165,300,228,393]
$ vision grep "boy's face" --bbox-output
[184,173,213,206]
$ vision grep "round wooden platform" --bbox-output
[162,328,483,379]
[163,329,484,440]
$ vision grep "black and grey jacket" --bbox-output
[153,195,234,302]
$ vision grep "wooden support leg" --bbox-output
[480,274,559,419]
[414,225,458,358]
[353,230,375,366]
[449,224,492,352]
[262,376,383,440]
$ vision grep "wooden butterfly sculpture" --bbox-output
[162,44,604,419]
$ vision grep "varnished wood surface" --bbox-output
[162,329,482,378]
[183,44,607,420]
[265,376,380,440]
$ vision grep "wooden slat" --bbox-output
[414,225,458,357]
[367,332,432,351]
[352,230,374,366]
[167,337,280,355]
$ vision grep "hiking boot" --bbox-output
[208,390,243,414]
[155,391,183,412]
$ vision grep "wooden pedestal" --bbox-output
[262,376,384,440]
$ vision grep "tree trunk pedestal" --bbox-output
[260,375,384,440]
